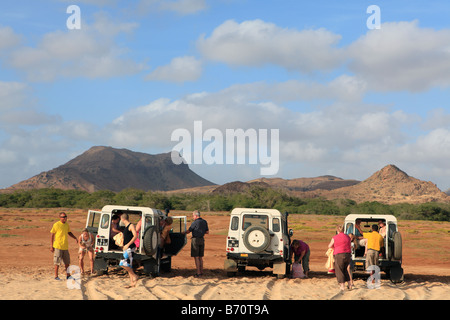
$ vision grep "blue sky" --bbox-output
[2,0,450,191]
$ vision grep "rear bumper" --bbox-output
[352,258,402,271]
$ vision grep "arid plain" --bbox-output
[0,208,448,300]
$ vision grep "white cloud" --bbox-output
[146,56,202,82]
[6,14,144,82]
[0,26,22,51]
[0,81,28,111]
[106,81,412,171]
[197,19,344,73]
[348,20,450,92]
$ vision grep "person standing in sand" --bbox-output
[183,210,209,277]
[78,228,95,275]
[50,212,78,280]
[119,213,139,288]
[328,225,352,291]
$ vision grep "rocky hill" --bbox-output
[168,164,449,204]
[212,181,272,194]
[248,175,360,192]
[5,146,215,192]
[311,164,450,204]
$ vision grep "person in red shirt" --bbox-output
[328,225,352,291]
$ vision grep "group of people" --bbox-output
[327,220,385,291]
[50,211,109,281]
[51,210,385,290]
[50,209,209,287]
[288,219,386,290]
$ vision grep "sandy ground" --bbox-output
[0,208,449,301]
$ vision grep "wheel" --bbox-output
[243,226,271,253]
[142,257,160,277]
[392,231,402,260]
[160,256,172,273]
[93,257,108,274]
[143,226,158,256]
[390,266,404,283]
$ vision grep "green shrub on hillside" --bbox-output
[0,187,449,221]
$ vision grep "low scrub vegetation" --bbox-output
[1,186,449,221]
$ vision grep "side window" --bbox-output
[388,223,397,238]
[87,210,101,228]
[345,223,354,235]
[100,214,110,229]
[272,218,280,232]
[231,216,239,231]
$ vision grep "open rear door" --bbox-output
[164,216,187,256]
[85,210,102,236]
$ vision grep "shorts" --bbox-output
[191,237,204,257]
[366,249,379,267]
[119,247,136,268]
[53,248,70,266]
[78,246,93,254]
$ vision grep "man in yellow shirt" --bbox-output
[363,224,384,268]
[50,212,78,280]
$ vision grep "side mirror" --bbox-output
[289,229,294,237]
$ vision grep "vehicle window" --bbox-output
[100,214,109,229]
[388,223,397,238]
[170,217,186,233]
[145,215,154,227]
[242,214,269,230]
[272,218,280,232]
[345,223,354,235]
[231,216,239,231]
[87,211,101,228]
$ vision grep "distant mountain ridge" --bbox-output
[6,146,215,192]
[4,147,449,205]
[172,164,450,204]
[316,164,450,204]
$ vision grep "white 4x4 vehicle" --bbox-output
[224,208,293,278]
[85,205,186,276]
[344,214,403,283]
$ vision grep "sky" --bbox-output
[1,0,450,191]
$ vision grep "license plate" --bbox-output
[355,262,364,266]
[97,238,108,246]
[240,253,248,257]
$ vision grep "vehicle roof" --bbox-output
[101,205,161,215]
[344,214,397,222]
[230,208,282,215]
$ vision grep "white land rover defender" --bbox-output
[85,205,186,276]
[344,214,403,283]
[224,208,293,279]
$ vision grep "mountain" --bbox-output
[6,146,215,192]
[167,164,449,204]
[248,175,360,192]
[212,181,272,194]
[315,164,450,204]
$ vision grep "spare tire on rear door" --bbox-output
[143,226,158,256]
[392,231,402,260]
[243,226,271,253]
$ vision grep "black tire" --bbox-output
[243,226,271,253]
[392,231,402,260]
[143,226,158,256]
[390,266,404,283]
[160,256,172,273]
